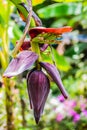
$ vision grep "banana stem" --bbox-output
[12,0,32,57]
[31,41,41,70]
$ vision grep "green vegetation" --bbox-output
[0,0,87,129]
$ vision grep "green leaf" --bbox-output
[16,4,28,20]
[0,15,5,27]
[68,15,82,27]
[51,18,68,27]
[9,1,41,26]
[0,51,7,69]
[9,0,22,5]
[9,0,29,20]
[37,3,82,19]
[52,48,71,71]
[12,24,23,40]
[65,43,87,57]
[53,0,83,2]
[83,1,87,6]
[41,47,53,64]
[41,46,71,71]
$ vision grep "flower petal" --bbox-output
[40,62,68,99]
[29,26,72,38]
[3,51,38,77]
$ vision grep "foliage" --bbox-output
[0,0,87,129]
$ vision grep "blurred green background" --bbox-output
[0,0,87,130]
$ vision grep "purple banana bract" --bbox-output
[27,70,50,124]
[40,62,68,99]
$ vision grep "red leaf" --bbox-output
[29,26,72,38]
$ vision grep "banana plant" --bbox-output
[4,0,72,124]
[1,0,72,126]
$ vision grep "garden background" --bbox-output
[0,0,87,130]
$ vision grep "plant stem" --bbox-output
[20,98,26,127]
[4,78,15,130]
[1,2,15,130]
[12,0,32,57]
[50,45,56,65]
[31,41,41,70]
